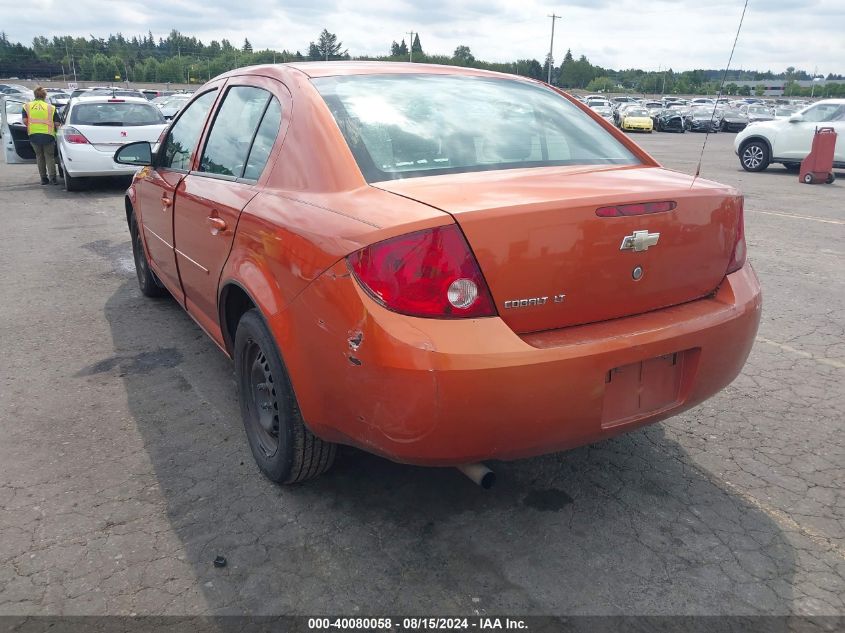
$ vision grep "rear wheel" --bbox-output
[826,173,835,184]
[129,212,165,298]
[740,141,770,172]
[234,309,336,484]
[62,160,82,191]
[803,173,815,184]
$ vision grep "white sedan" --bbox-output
[57,95,167,191]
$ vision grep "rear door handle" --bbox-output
[208,217,227,234]
[161,195,173,207]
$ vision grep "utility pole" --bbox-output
[407,31,415,63]
[64,41,77,83]
[546,13,561,84]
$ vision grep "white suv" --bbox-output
[734,99,845,172]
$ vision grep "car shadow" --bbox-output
[91,264,796,616]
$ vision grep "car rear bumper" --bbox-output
[59,142,140,177]
[282,263,762,466]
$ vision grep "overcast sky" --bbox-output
[4,0,844,74]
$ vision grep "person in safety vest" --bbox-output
[21,86,62,185]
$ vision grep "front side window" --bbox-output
[802,103,845,123]
[160,90,217,171]
[314,74,639,183]
[199,86,273,178]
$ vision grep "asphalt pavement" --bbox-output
[0,131,843,617]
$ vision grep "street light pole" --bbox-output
[547,13,561,84]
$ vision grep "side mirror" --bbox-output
[788,113,804,123]
[114,141,152,166]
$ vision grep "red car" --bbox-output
[115,62,762,485]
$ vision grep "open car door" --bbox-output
[2,95,36,164]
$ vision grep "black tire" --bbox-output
[825,172,835,184]
[234,309,336,484]
[740,140,770,172]
[803,173,815,184]
[129,212,166,298]
[62,160,82,191]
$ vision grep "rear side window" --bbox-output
[314,74,639,182]
[199,86,273,178]
[70,103,164,126]
[160,90,217,171]
[243,98,282,180]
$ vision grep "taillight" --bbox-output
[726,198,747,274]
[348,225,497,319]
[63,126,89,144]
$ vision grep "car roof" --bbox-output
[220,61,539,84]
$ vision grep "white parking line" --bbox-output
[749,210,845,225]
[756,336,845,369]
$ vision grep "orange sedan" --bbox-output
[115,62,761,485]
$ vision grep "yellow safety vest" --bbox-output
[23,100,56,137]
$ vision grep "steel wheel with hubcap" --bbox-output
[234,309,336,483]
[740,141,770,172]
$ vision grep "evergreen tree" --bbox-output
[412,33,423,55]
[397,39,408,57]
[390,41,401,57]
[243,38,253,53]
[453,45,474,65]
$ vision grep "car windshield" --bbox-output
[748,106,770,114]
[69,102,165,126]
[314,74,639,182]
[626,109,649,117]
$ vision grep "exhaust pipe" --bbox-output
[456,463,495,489]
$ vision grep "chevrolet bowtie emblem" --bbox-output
[620,230,660,252]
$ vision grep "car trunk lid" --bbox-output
[374,165,741,334]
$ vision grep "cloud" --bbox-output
[2,0,843,74]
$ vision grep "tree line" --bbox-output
[1,29,843,98]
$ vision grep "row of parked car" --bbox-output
[575,93,844,174]
[578,94,806,134]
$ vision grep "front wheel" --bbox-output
[234,309,336,484]
[825,173,835,184]
[740,141,770,172]
[803,173,815,184]
[129,213,166,298]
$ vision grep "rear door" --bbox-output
[173,78,290,340]
[1,96,36,164]
[134,87,221,296]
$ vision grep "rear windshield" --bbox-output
[70,102,164,126]
[314,74,639,182]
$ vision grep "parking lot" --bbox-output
[0,130,843,618]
